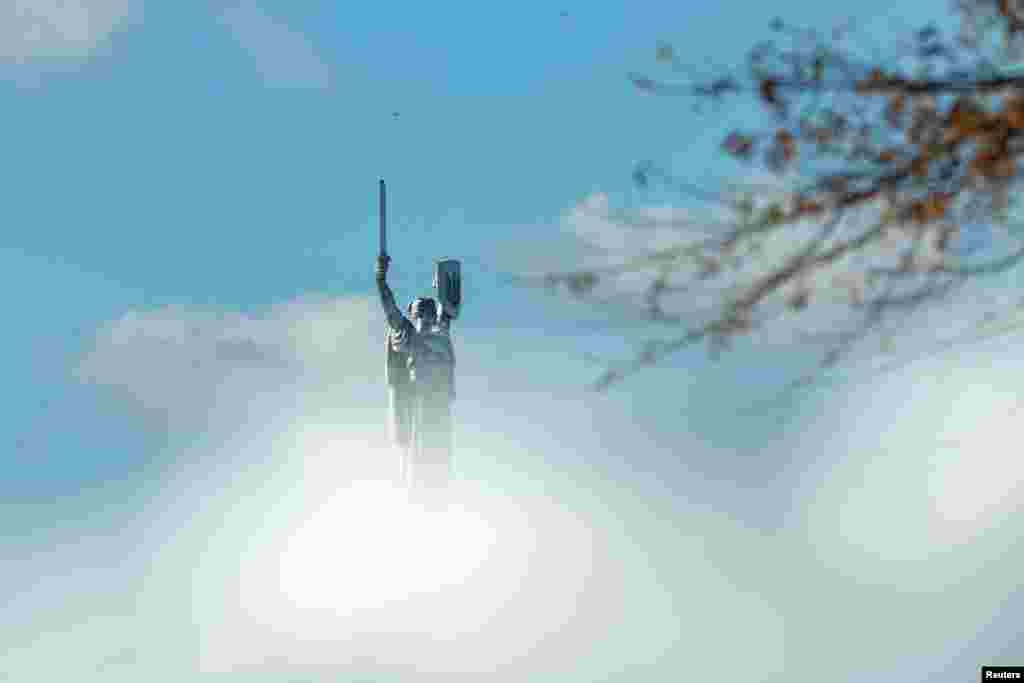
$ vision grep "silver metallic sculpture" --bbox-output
[375,180,460,497]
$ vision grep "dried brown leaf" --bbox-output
[885,95,906,128]
[760,78,780,108]
[723,132,755,159]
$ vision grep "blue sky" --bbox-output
[3,1,1023,681]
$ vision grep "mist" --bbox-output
[3,292,1021,682]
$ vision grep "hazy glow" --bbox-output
[925,378,1024,544]
[43,294,1021,681]
[803,354,1024,591]
[278,480,499,613]
[198,426,625,677]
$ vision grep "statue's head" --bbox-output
[407,297,438,331]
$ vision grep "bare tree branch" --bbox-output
[527,2,1024,401]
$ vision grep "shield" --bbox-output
[434,259,461,320]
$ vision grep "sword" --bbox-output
[379,178,387,258]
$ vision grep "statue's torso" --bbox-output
[407,329,454,390]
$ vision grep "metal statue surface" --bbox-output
[375,180,459,498]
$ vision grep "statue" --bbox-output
[374,180,460,499]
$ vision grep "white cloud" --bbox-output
[0,0,136,64]
[556,182,1024,373]
[561,170,800,259]
[40,292,781,681]
[564,191,725,258]
[75,295,380,433]
[7,290,1022,682]
[219,2,330,89]
[801,354,1024,579]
